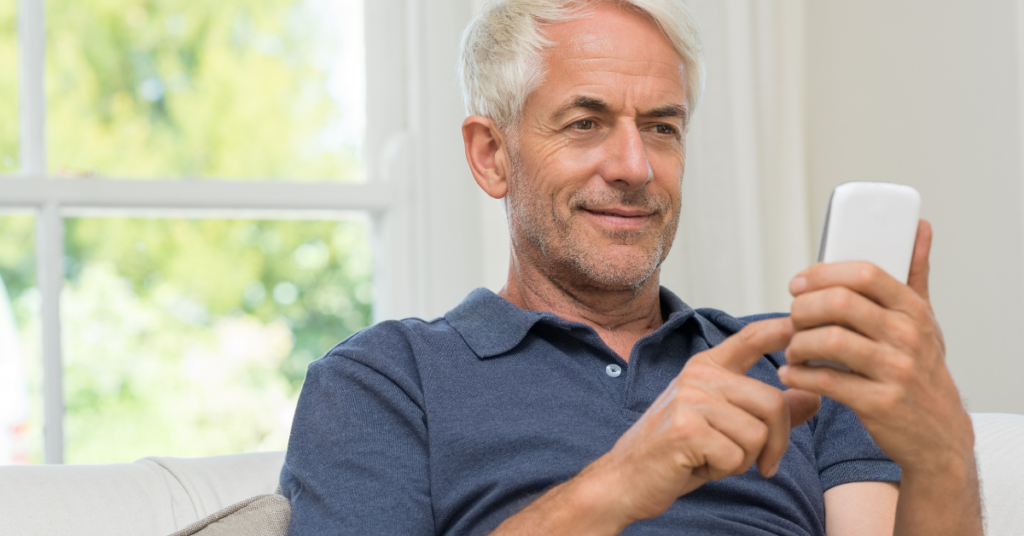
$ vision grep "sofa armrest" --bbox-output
[972,412,1024,536]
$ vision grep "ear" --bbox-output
[462,115,513,199]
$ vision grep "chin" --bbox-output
[567,248,664,290]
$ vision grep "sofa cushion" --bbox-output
[167,494,290,536]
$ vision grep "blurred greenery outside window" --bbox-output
[45,0,365,181]
[1,0,375,464]
[62,217,372,463]
[0,0,17,172]
[0,215,41,464]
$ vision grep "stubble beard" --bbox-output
[505,146,680,292]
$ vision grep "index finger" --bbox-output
[789,261,925,318]
[708,317,794,375]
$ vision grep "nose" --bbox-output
[599,121,653,189]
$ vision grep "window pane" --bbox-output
[0,214,41,464]
[0,0,17,173]
[62,216,373,463]
[46,0,365,182]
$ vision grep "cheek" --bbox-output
[650,155,684,200]
[523,146,602,204]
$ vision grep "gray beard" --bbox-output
[505,149,678,292]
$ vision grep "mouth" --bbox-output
[582,207,655,230]
[586,208,652,218]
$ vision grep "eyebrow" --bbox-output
[551,96,689,126]
[646,104,688,126]
[551,96,610,119]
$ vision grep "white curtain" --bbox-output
[662,0,812,316]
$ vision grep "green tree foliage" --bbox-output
[0,216,41,463]
[0,216,34,301]
[59,217,372,464]
[0,0,17,171]
[46,0,362,180]
[61,217,372,462]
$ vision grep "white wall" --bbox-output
[459,0,1024,414]
[805,0,1024,414]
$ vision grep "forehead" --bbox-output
[536,3,687,109]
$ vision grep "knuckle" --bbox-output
[787,331,808,354]
[719,448,745,478]
[683,362,718,383]
[870,387,904,414]
[790,297,812,324]
[816,369,838,391]
[900,325,924,353]
[767,390,787,416]
[827,288,854,311]
[823,326,848,353]
[670,408,702,437]
[750,422,769,446]
[888,355,917,383]
[855,262,882,287]
[906,298,925,318]
[737,324,762,347]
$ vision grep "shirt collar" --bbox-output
[445,287,697,359]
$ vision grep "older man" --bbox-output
[280,1,981,535]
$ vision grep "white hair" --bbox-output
[458,0,705,131]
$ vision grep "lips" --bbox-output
[582,207,655,231]
[585,207,653,218]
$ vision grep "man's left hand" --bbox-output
[778,219,981,535]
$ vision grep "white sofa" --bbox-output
[1,414,1022,536]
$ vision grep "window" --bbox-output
[0,0,16,172]
[45,0,366,181]
[1,0,431,464]
[61,216,371,463]
[0,213,40,464]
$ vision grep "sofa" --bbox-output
[1,413,1022,536]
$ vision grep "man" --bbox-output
[281,1,982,534]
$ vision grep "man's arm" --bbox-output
[781,220,983,536]
[824,482,899,536]
[281,338,435,536]
[488,319,822,536]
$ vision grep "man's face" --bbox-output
[507,2,688,292]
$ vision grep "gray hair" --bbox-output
[458,0,705,131]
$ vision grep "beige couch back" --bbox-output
[0,451,284,536]
[0,414,1021,536]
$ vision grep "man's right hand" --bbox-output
[489,318,822,536]
[589,317,822,524]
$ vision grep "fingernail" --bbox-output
[789,277,807,294]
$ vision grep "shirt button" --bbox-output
[605,364,622,378]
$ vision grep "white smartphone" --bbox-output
[806,181,921,371]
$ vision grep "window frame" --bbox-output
[5,0,446,463]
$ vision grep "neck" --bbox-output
[498,249,664,361]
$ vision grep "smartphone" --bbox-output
[806,181,921,371]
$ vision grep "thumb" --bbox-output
[907,219,932,304]
[784,389,821,428]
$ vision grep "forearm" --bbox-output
[894,454,983,536]
[488,460,633,536]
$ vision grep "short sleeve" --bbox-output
[280,324,435,536]
[811,396,902,491]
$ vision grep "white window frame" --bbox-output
[6,0,484,464]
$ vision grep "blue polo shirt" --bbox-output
[281,287,900,535]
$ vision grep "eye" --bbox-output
[572,119,595,130]
[655,124,678,135]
